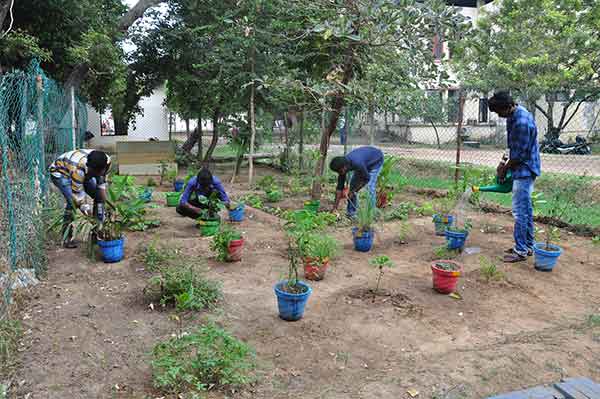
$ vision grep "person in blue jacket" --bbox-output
[329,146,384,217]
[176,168,230,219]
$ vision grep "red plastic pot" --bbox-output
[376,191,389,208]
[303,257,329,281]
[431,260,462,294]
[227,239,244,262]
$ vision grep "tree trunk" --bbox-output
[310,45,355,200]
[298,109,304,171]
[113,111,130,136]
[248,63,257,186]
[197,113,203,161]
[454,92,466,184]
[203,109,220,165]
[182,128,199,153]
[368,106,375,145]
[545,97,559,140]
[185,118,190,138]
[282,111,289,170]
[65,0,164,90]
[429,119,441,149]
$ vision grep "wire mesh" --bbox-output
[0,60,87,319]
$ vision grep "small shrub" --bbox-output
[447,219,473,233]
[479,256,504,281]
[136,240,181,272]
[369,255,394,294]
[147,264,222,312]
[239,194,263,209]
[417,201,435,216]
[384,202,413,221]
[146,177,158,187]
[210,226,242,262]
[300,233,339,262]
[588,314,600,327]
[355,191,379,232]
[152,322,256,394]
[592,236,600,247]
[397,221,412,244]
[432,245,459,260]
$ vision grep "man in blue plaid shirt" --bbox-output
[488,92,541,263]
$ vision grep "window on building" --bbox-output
[447,89,459,123]
[479,98,489,123]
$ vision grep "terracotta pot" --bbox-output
[303,257,329,281]
[227,238,244,262]
[431,260,462,294]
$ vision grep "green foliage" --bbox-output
[397,221,413,244]
[0,30,52,68]
[432,245,459,260]
[239,194,263,209]
[299,233,339,262]
[0,319,22,374]
[592,236,600,247]
[210,226,242,262]
[432,197,455,216]
[384,202,413,221]
[147,263,222,312]
[146,177,158,187]
[257,175,277,192]
[136,240,181,272]
[197,192,225,220]
[377,156,401,194]
[152,322,256,393]
[479,256,504,282]
[356,191,379,232]
[416,202,435,217]
[447,219,473,234]
[369,255,395,294]
[588,314,600,327]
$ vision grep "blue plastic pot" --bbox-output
[174,180,184,192]
[352,227,374,252]
[274,280,312,321]
[445,229,468,250]
[228,204,245,222]
[98,238,125,263]
[433,214,454,236]
[139,188,153,203]
[533,243,563,272]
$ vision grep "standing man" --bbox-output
[329,146,384,217]
[176,168,230,219]
[488,91,541,263]
[49,149,111,248]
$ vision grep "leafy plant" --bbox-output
[355,191,379,233]
[432,197,455,216]
[165,169,178,184]
[152,322,256,393]
[136,240,181,272]
[447,219,473,234]
[432,245,459,260]
[197,192,225,220]
[397,221,412,244]
[158,160,171,186]
[479,256,504,282]
[0,319,22,375]
[587,314,600,327]
[210,226,242,262]
[300,233,338,263]
[257,175,277,193]
[239,194,263,209]
[376,156,401,197]
[434,261,460,271]
[592,236,600,248]
[369,255,394,294]
[146,263,222,312]
[146,177,157,187]
[416,201,435,216]
[384,202,413,221]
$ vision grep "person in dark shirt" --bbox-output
[176,168,230,219]
[488,91,541,263]
[329,146,384,217]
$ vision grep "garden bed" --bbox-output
[8,164,600,399]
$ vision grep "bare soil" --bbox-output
[9,165,600,399]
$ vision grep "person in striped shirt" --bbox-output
[49,149,111,248]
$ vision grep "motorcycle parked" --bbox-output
[540,135,591,155]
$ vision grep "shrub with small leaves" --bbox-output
[152,322,256,394]
[369,255,395,294]
[479,256,504,282]
[136,240,181,272]
[432,245,459,260]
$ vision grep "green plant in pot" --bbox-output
[432,197,455,236]
[375,156,400,208]
[445,219,472,251]
[273,242,312,321]
[352,191,379,252]
[369,255,394,295]
[299,233,339,281]
[196,192,225,236]
[210,225,244,262]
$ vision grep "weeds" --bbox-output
[384,202,414,221]
[0,319,22,375]
[239,194,263,209]
[588,314,600,327]
[479,256,504,282]
[432,245,459,260]
[397,221,413,244]
[136,240,181,272]
[152,322,256,394]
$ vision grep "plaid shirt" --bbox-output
[507,105,541,179]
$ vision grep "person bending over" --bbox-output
[176,168,230,219]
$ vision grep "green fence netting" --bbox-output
[0,60,88,319]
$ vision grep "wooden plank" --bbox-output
[119,162,177,176]
[116,141,175,154]
[554,381,594,399]
[488,386,565,399]
[555,379,600,399]
[118,153,175,165]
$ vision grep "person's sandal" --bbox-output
[505,248,533,256]
[503,253,527,263]
[63,240,78,249]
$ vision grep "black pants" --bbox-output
[176,197,207,219]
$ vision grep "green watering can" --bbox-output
[472,170,513,194]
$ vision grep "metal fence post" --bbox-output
[454,90,466,184]
[71,86,76,150]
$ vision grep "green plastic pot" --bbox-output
[266,190,282,202]
[165,192,182,207]
[198,219,221,236]
[303,200,320,213]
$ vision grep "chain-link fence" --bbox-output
[0,61,88,320]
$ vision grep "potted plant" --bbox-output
[273,243,312,321]
[173,178,185,192]
[369,255,395,295]
[431,260,462,294]
[211,225,244,262]
[352,191,378,252]
[376,156,400,208]
[299,233,338,281]
[228,201,246,222]
[432,197,455,236]
[165,191,182,207]
[445,219,472,250]
[303,199,320,214]
[533,226,563,271]
[196,192,225,236]
[69,208,126,263]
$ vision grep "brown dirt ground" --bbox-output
[8,165,600,399]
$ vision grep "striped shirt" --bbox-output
[49,150,111,205]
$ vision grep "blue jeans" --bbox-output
[347,165,383,216]
[512,177,535,256]
[51,175,99,211]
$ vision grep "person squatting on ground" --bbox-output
[488,91,541,263]
[49,149,111,248]
[176,168,231,219]
[329,146,384,217]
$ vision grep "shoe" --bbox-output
[63,240,78,249]
[503,253,527,263]
[505,248,532,257]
